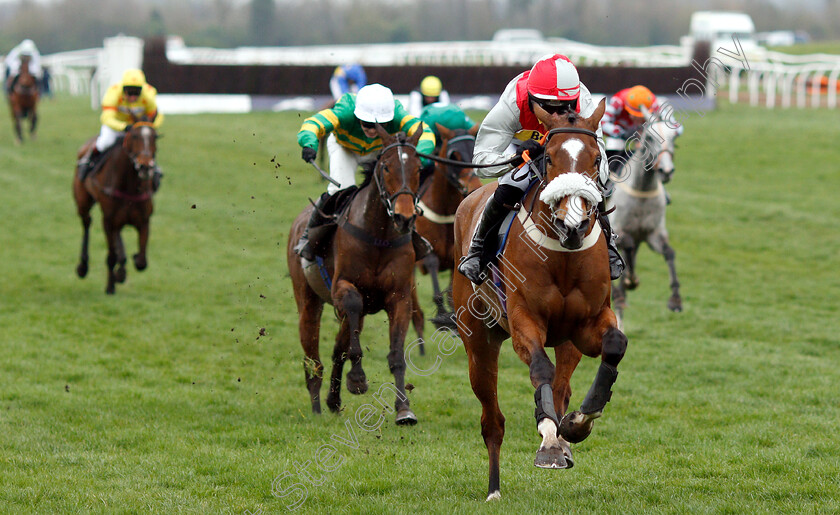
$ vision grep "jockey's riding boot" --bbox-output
[597,205,625,281]
[152,167,164,192]
[77,147,99,181]
[458,194,511,284]
[295,192,331,261]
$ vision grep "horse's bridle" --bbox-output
[372,137,421,222]
[124,122,157,180]
[437,133,477,196]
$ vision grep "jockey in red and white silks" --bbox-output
[459,54,624,284]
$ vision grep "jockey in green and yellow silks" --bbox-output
[294,83,436,260]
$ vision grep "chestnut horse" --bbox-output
[453,99,629,500]
[414,123,481,329]
[73,123,158,294]
[609,111,683,329]
[288,127,424,425]
[8,55,38,144]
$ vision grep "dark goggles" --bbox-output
[536,99,575,115]
[360,120,377,129]
[123,86,142,96]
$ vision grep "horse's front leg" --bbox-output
[326,279,365,413]
[425,253,455,330]
[560,310,628,444]
[550,341,583,468]
[102,219,119,294]
[133,221,149,271]
[509,312,569,469]
[113,229,128,284]
[649,232,682,312]
[409,281,425,355]
[386,290,416,425]
[13,113,23,145]
[29,109,37,139]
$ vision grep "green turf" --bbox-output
[0,95,838,513]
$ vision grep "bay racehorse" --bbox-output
[8,55,38,144]
[413,123,481,330]
[288,127,424,425]
[608,110,683,329]
[453,99,629,500]
[73,122,158,294]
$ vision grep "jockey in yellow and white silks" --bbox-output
[458,54,624,284]
[77,69,164,187]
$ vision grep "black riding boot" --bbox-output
[598,200,625,280]
[457,194,512,284]
[295,192,331,261]
[77,146,99,181]
[152,167,163,192]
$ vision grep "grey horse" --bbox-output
[607,110,682,329]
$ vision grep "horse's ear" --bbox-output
[467,123,480,137]
[532,101,554,128]
[374,123,391,141]
[408,126,423,146]
[585,98,607,132]
[435,122,453,141]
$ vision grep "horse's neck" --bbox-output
[104,149,141,190]
[422,168,461,214]
[623,145,659,192]
[349,183,403,238]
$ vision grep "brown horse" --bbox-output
[452,99,629,500]
[73,122,158,294]
[414,123,481,329]
[288,127,424,424]
[8,55,39,144]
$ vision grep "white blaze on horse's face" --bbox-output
[561,138,585,172]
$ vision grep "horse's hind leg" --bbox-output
[425,253,456,330]
[73,181,94,278]
[560,313,627,444]
[133,223,149,271]
[29,109,37,140]
[649,232,682,312]
[298,291,325,414]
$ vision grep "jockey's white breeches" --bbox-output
[95,125,122,152]
[326,133,378,194]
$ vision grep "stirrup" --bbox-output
[458,251,485,284]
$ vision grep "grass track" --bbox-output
[0,96,838,513]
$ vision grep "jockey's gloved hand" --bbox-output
[514,139,544,165]
[301,147,317,163]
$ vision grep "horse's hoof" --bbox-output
[395,409,417,425]
[346,373,368,395]
[133,253,147,271]
[534,446,568,469]
[115,267,127,283]
[559,410,596,444]
[76,262,88,278]
[326,394,341,413]
[430,311,457,331]
[623,276,639,290]
[106,286,115,295]
[668,297,682,312]
[486,491,501,502]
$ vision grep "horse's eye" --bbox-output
[545,154,552,166]
[595,155,602,168]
